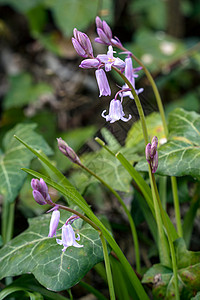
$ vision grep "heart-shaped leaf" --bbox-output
[136,108,200,179]
[142,238,200,299]
[0,210,105,291]
[0,123,52,203]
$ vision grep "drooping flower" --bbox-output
[57,137,81,165]
[95,69,111,97]
[102,99,132,123]
[48,209,60,238]
[97,46,125,72]
[121,57,143,99]
[72,28,93,58]
[56,224,83,252]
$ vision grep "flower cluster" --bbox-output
[72,17,144,124]
[145,136,159,173]
[31,178,83,252]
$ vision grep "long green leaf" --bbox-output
[116,152,178,241]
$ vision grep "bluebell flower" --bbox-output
[56,224,83,252]
[95,69,111,97]
[97,46,125,72]
[102,99,132,123]
[121,57,143,99]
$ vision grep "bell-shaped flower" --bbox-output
[48,209,60,237]
[95,69,111,97]
[56,224,83,252]
[102,99,132,123]
[121,57,143,99]
[97,46,125,72]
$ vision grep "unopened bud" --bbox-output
[57,137,81,165]
[151,136,158,158]
[152,151,158,173]
[145,143,152,164]
[32,190,46,205]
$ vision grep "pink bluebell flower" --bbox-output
[56,215,83,252]
[48,209,60,237]
[121,57,143,99]
[97,46,125,72]
[102,99,132,123]
[95,69,111,97]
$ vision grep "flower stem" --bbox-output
[171,176,183,237]
[151,173,180,300]
[99,232,116,300]
[112,66,149,145]
[79,161,141,273]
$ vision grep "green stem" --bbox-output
[151,174,180,300]
[171,177,183,237]
[148,167,171,267]
[79,161,141,273]
[55,203,100,231]
[99,233,116,300]
[2,202,15,244]
[112,66,148,145]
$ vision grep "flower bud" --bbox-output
[57,138,81,165]
[145,143,152,164]
[152,151,158,173]
[32,190,46,205]
[79,58,100,69]
[151,136,158,158]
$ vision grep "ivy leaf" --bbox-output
[71,128,140,193]
[0,123,52,203]
[0,211,105,291]
[142,238,200,299]
[136,108,200,179]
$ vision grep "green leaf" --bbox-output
[47,0,98,36]
[74,128,140,193]
[0,274,69,300]
[3,73,53,109]
[0,123,52,203]
[0,211,105,291]
[142,238,200,299]
[136,108,200,179]
[125,112,165,150]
